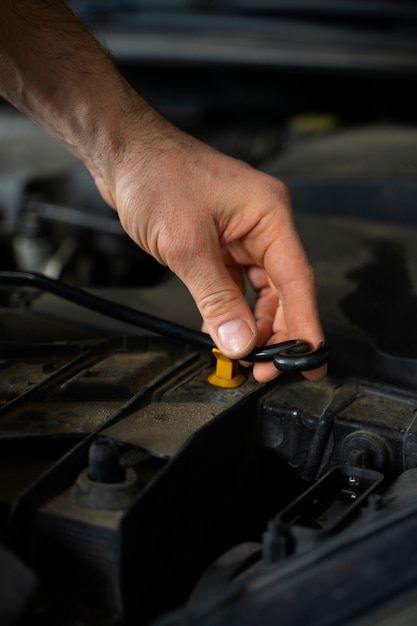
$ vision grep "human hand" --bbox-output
[0,0,325,383]
[91,106,326,383]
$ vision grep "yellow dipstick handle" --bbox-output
[207,348,246,388]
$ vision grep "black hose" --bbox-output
[0,271,328,371]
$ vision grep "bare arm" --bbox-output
[0,0,326,382]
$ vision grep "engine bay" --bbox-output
[1,3,417,625]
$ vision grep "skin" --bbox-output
[0,0,326,382]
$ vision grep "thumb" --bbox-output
[180,255,258,359]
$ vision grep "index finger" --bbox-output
[262,224,327,380]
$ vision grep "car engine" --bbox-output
[1,3,417,625]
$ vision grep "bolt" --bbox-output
[367,493,383,512]
[88,438,126,484]
[262,521,290,564]
[349,449,365,467]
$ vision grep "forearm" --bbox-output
[0,0,156,186]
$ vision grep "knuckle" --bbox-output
[197,285,243,322]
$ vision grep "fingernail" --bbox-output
[217,320,255,356]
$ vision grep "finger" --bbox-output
[200,253,246,335]
[252,360,281,382]
[177,239,258,360]
[250,228,327,382]
[263,227,325,347]
[246,266,280,345]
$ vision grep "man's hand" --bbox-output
[92,110,326,382]
[0,0,326,383]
